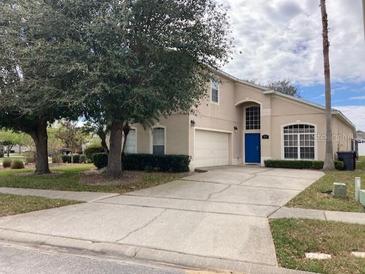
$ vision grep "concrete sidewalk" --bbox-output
[0,167,323,274]
[270,207,365,224]
[0,187,119,202]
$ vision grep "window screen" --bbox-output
[152,127,165,155]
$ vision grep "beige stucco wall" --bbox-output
[189,74,245,165]
[269,95,355,161]
[132,114,190,155]
[130,71,355,167]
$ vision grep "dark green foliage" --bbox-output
[92,153,108,169]
[2,159,11,168]
[334,160,345,170]
[93,153,190,172]
[265,160,324,170]
[10,160,24,169]
[84,145,105,162]
[62,154,86,164]
[62,155,71,164]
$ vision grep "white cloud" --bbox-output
[350,96,365,100]
[221,0,365,85]
[336,105,365,130]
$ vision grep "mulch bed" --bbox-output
[80,169,145,186]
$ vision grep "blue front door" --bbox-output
[245,133,261,164]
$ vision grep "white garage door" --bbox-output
[194,130,230,167]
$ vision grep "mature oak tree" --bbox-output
[58,0,231,177]
[0,0,83,174]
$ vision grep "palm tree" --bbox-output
[363,0,365,37]
[321,0,334,170]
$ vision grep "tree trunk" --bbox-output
[321,0,334,170]
[30,120,51,174]
[106,120,123,178]
[121,123,131,157]
[98,129,109,153]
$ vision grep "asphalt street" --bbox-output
[0,241,185,274]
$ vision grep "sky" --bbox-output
[220,0,365,130]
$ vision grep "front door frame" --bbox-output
[244,133,261,164]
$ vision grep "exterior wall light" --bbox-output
[190,120,196,127]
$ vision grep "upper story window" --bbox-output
[211,80,219,103]
[246,106,260,130]
[283,124,315,160]
[152,127,165,155]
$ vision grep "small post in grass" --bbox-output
[355,177,361,201]
[333,182,347,199]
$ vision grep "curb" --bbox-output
[0,228,314,274]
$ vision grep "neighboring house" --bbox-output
[358,139,365,156]
[124,70,356,169]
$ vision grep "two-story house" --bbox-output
[123,70,356,169]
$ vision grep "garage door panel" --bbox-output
[195,130,230,167]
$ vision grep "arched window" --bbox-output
[246,106,260,130]
[283,124,315,160]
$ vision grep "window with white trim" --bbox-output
[211,80,219,103]
[152,127,165,155]
[124,129,137,154]
[246,106,260,130]
[283,124,315,160]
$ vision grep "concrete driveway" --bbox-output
[0,167,323,273]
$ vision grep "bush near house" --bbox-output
[334,160,345,170]
[2,159,12,168]
[62,154,86,164]
[93,153,191,172]
[264,160,324,170]
[10,160,24,169]
[84,145,105,162]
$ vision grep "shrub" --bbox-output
[92,153,191,172]
[334,160,345,170]
[0,151,3,158]
[93,153,108,169]
[10,160,24,169]
[62,154,86,164]
[62,155,72,163]
[84,145,105,162]
[264,160,324,170]
[2,159,11,168]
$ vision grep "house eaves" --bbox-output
[264,90,356,131]
[213,69,269,91]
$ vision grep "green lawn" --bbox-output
[270,219,365,274]
[0,193,79,217]
[0,164,184,193]
[287,157,365,212]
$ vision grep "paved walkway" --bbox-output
[0,187,119,202]
[270,207,365,225]
[0,167,323,274]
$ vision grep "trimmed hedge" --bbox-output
[92,153,191,172]
[62,154,86,164]
[334,160,345,170]
[10,160,24,169]
[93,153,108,169]
[2,159,11,168]
[84,145,105,162]
[264,160,324,170]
